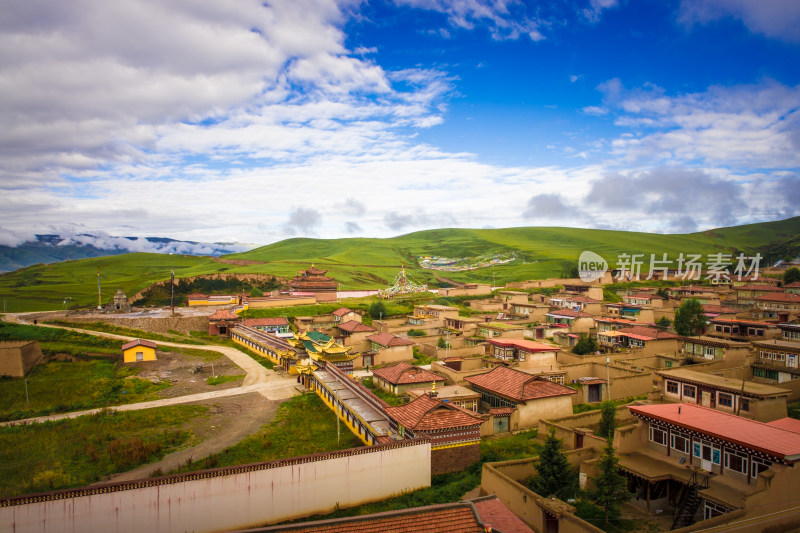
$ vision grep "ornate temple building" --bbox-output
[289,265,338,302]
[288,330,359,374]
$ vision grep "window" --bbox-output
[724,450,748,474]
[136,351,143,361]
[666,380,679,394]
[683,384,697,399]
[753,368,765,378]
[752,458,771,478]
[650,426,667,445]
[740,398,750,411]
[665,360,673,368]
[671,434,689,454]
[718,393,733,408]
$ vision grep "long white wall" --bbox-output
[1,441,431,533]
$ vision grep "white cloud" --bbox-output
[678,0,800,43]
[602,80,800,169]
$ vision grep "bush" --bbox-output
[367,300,388,320]
[407,329,426,337]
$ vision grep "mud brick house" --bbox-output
[598,325,679,355]
[385,393,484,475]
[362,332,414,368]
[656,367,790,422]
[242,317,291,337]
[485,338,559,370]
[751,339,800,384]
[333,319,376,353]
[208,308,239,337]
[622,403,800,527]
[465,366,576,429]
[371,362,445,395]
[706,318,779,341]
[0,340,43,377]
[679,336,752,365]
[407,384,481,412]
[754,292,800,320]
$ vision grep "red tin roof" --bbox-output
[366,332,415,347]
[372,362,445,385]
[121,339,157,351]
[629,403,800,461]
[385,394,483,432]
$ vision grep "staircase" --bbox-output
[671,471,709,530]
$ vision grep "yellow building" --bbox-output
[121,339,157,363]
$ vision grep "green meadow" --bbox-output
[1,217,798,312]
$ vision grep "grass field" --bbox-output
[1,217,798,312]
[0,321,172,421]
[171,392,362,473]
[0,405,204,497]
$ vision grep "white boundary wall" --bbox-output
[1,440,430,533]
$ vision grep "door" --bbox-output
[588,383,601,403]
[701,390,712,407]
[701,442,713,471]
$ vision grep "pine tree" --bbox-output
[572,334,598,355]
[592,438,631,523]
[530,427,577,500]
[597,401,616,440]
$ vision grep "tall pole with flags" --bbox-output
[170,269,175,314]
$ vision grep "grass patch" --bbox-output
[0,359,171,422]
[206,374,245,386]
[0,320,122,356]
[573,395,647,414]
[360,377,407,406]
[171,393,361,474]
[45,320,204,345]
[0,405,204,497]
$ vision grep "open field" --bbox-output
[0,321,245,420]
[1,217,798,312]
[0,405,204,498]
[170,392,363,474]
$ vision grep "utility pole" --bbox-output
[24,379,29,409]
[97,266,102,310]
[606,356,611,402]
[170,268,175,315]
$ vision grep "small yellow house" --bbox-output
[121,339,157,363]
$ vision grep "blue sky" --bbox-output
[0,0,799,248]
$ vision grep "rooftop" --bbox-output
[243,317,289,327]
[366,332,415,347]
[332,307,353,317]
[208,309,239,320]
[656,368,791,398]
[487,339,559,352]
[121,339,156,351]
[385,394,483,432]
[629,403,800,461]
[336,320,376,333]
[465,366,577,403]
[372,362,445,385]
[616,326,678,341]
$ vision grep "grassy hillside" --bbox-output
[1,217,798,312]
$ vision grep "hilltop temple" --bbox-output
[289,265,338,302]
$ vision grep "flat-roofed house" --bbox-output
[657,367,789,421]
[598,325,678,356]
[242,317,291,337]
[545,308,595,333]
[465,366,576,429]
[755,292,800,321]
[679,336,752,365]
[735,284,784,306]
[751,339,800,385]
[706,318,779,341]
[485,338,559,370]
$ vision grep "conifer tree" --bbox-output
[530,427,576,500]
[597,401,616,441]
[592,438,631,523]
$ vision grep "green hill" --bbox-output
[1,217,798,312]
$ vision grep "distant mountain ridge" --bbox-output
[0,234,254,273]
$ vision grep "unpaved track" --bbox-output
[1,312,300,427]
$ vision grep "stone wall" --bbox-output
[0,341,43,377]
[65,315,210,335]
